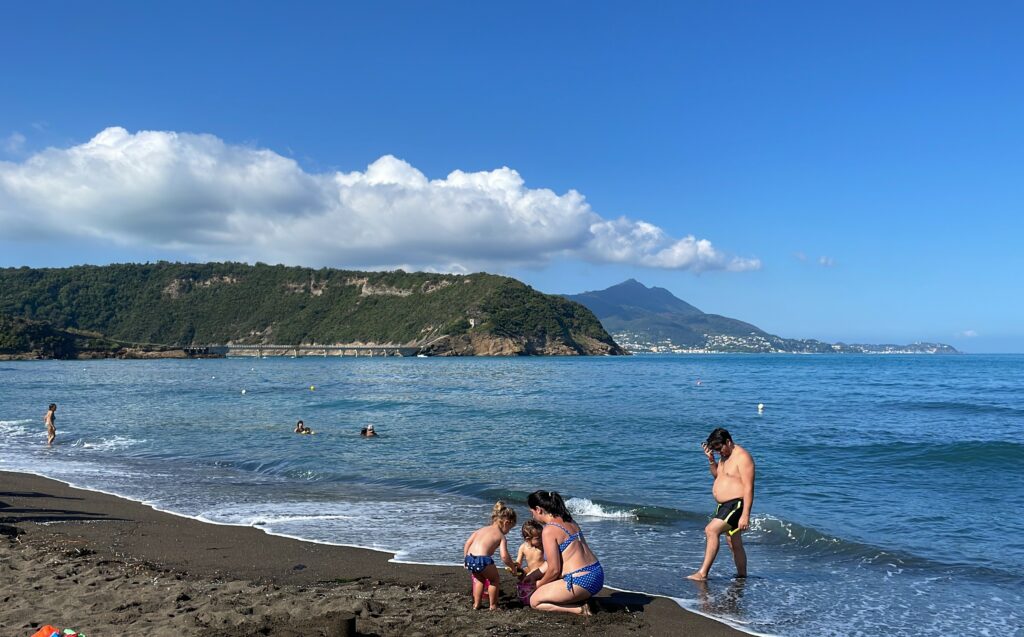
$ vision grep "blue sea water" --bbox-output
[1,355,1022,637]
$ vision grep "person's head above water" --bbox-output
[527,490,574,522]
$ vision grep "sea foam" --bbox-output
[565,497,637,519]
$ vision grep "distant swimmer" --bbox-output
[294,420,313,435]
[688,427,756,581]
[360,424,378,437]
[696,378,702,386]
[44,403,57,446]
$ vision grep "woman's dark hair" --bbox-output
[706,428,733,447]
[49,403,57,411]
[527,490,574,522]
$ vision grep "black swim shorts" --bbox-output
[713,498,744,535]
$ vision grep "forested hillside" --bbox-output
[0,263,623,356]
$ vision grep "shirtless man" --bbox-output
[44,403,57,446]
[687,427,755,580]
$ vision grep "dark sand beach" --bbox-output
[1,471,743,636]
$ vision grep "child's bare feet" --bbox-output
[487,605,499,612]
[686,571,708,581]
[580,602,593,616]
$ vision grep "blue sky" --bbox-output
[1,2,1022,352]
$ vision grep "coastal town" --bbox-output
[612,331,959,354]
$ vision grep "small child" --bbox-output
[515,519,545,577]
[463,501,518,610]
[515,519,546,606]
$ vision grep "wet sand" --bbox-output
[1,470,744,636]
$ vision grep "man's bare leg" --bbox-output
[726,531,747,578]
[688,519,731,580]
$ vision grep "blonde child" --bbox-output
[463,501,518,610]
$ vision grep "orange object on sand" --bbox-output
[31,626,60,637]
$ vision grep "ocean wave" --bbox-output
[889,400,1024,417]
[0,419,36,443]
[71,435,144,452]
[565,497,638,519]
[817,440,1024,466]
[0,418,34,430]
[245,513,356,526]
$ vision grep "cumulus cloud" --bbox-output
[818,256,836,267]
[0,127,760,272]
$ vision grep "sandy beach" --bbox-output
[1,470,743,636]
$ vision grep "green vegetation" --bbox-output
[0,263,622,355]
[0,314,126,359]
[0,314,77,358]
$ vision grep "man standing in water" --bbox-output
[688,427,755,580]
[44,403,57,446]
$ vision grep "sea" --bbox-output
[1,355,1022,637]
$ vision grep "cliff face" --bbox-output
[0,263,625,356]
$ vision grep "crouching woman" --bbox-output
[526,490,604,615]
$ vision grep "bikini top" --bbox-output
[546,522,583,553]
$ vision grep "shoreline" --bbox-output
[1,469,746,636]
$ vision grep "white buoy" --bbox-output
[310,385,315,391]
[241,389,247,395]
[757,403,764,413]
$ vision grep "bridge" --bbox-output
[200,344,421,358]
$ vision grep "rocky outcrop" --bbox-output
[419,332,625,357]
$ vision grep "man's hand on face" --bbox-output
[702,441,715,463]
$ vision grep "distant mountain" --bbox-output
[565,279,768,347]
[565,280,957,354]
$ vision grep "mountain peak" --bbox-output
[566,279,704,317]
[563,279,767,346]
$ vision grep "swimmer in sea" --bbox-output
[294,420,312,434]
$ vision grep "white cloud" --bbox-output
[0,127,760,273]
[2,132,25,154]
[818,256,836,267]
[959,330,978,338]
